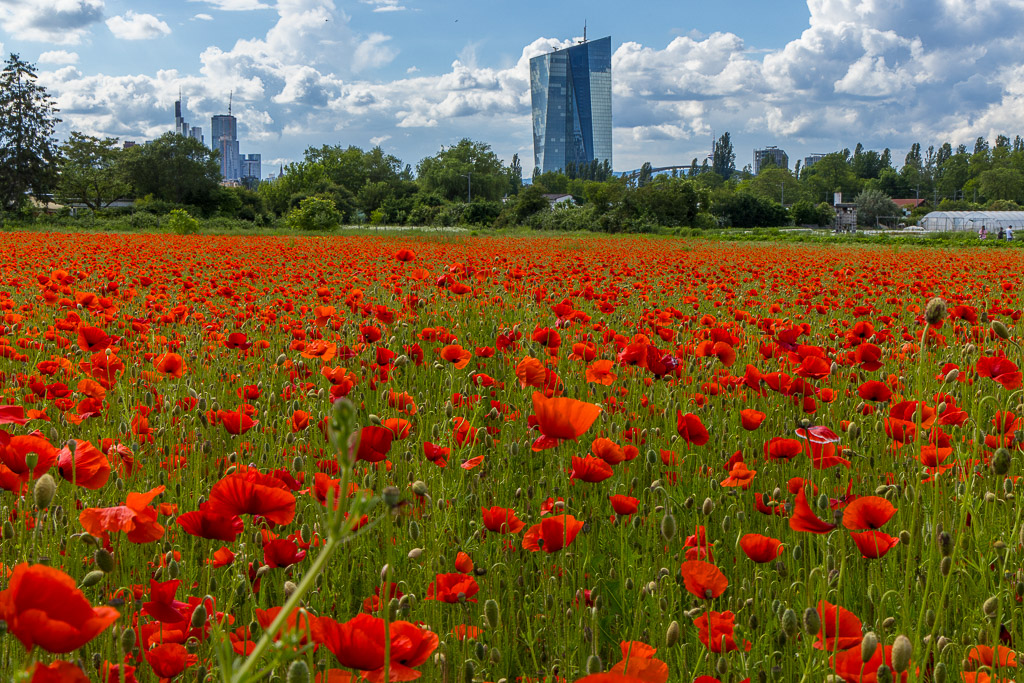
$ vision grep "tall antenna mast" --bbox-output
[228,90,233,117]
[584,20,587,42]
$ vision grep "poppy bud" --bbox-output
[660,513,676,541]
[665,620,680,647]
[940,556,951,575]
[933,662,947,683]
[899,530,911,545]
[33,474,56,510]
[485,599,500,629]
[79,569,105,588]
[191,604,208,628]
[925,297,947,325]
[701,497,713,515]
[24,452,38,472]
[876,665,893,680]
[882,617,895,630]
[121,626,136,653]
[848,422,860,439]
[586,655,602,675]
[861,632,878,663]
[287,661,310,683]
[891,634,912,672]
[382,486,401,507]
[781,608,798,638]
[409,521,421,541]
[412,480,429,496]
[95,548,115,573]
[490,647,501,664]
[802,607,821,636]
[924,609,935,629]
[982,596,998,618]
[992,448,1012,475]
[283,581,297,601]
[992,319,1011,340]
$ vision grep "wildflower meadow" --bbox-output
[0,232,1020,683]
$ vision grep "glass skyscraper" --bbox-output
[211,114,241,182]
[530,36,612,175]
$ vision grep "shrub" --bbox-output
[167,209,200,235]
[285,195,342,232]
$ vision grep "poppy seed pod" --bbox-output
[802,607,821,636]
[891,634,912,672]
[925,297,947,326]
[781,608,798,638]
[286,661,310,683]
[33,473,56,510]
[992,319,1011,340]
[666,620,680,646]
[861,632,878,663]
[992,448,1012,475]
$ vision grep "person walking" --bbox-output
[1008,226,1014,241]
[980,226,988,240]
[999,226,1005,240]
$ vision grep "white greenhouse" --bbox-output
[917,211,1024,232]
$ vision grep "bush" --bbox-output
[692,213,719,230]
[167,209,200,235]
[285,195,342,231]
[714,193,788,228]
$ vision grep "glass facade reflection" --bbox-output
[530,36,612,175]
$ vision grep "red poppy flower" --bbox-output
[29,661,91,683]
[522,514,585,553]
[153,353,185,378]
[2,434,57,481]
[440,344,472,369]
[80,486,166,543]
[739,534,783,563]
[694,610,750,652]
[679,560,728,600]
[355,426,394,463]
[312,613,437,682]
[57,439,111,490]
[570,455,614,483]
[217,409,258,436]
[423,442,450,468]
[425,572,479,603]
[740,409,766,430]
[585,359,617,385]
[789,486,836,534]
[207,471,296,525]
[857,380,892,402]
[591,437,625,465]
[0,563,119,653]
[76,326,111,352]
[141,579,189,624]
[765,437,803,461]
[814,601,862,651]
[720,461,756,489]
[841,496,897,530]
[395,248,417,262]
[481,506,526,534]
[177,503,244,542]
[676,412,709,446]
[264,538,307,568]
[831,643,909,683]
[609,495,639,516]
[977,354,1023,390]
[532,392,601,450]
[145,642,190,680]
[849,530,899,559]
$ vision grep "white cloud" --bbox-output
[192,13,214,21]
[370,135,391,145]
[189,0,271,10]
[106,11,171,40]
[362,0,407,12]
[38,50,79,65]
[0,0,103,45]
[352,33,397,72]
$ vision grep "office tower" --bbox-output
[241,154,261,181]
[211,113,241,181]
[190,126,204,145]
[174,94,204,144]
[803,153,826,170]
[530,35,612,175]
[754,146,789,174]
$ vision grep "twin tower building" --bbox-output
[530,35,612,175]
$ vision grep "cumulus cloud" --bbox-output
[0,0,104,45]
[192,13,214,21]
[38,50,79,65]
[189,0,271,10]
[106,11,171,40]
[362,0,407,11]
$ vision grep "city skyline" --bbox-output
[1,1,1023,175]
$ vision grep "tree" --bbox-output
[712,132,735,179]
[637,162,654,187]
[979,167,1024,203]
[56,132,130,211]
[121,133,222,210]
[713,192,787,228]
[416,139,508,202]
[0,54,61,210]
[746,167,799,205]
[508,153,522,195]
[854,189,899,227]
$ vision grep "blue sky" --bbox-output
[0,1,1021,177]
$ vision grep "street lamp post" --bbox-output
[460,173,472,202]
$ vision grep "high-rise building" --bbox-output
[530,35,612,175]
[211,113,241,182]
[803,153,826,170]
[754,146,789,174]
[241,154,261,181]
[173,94,203,144]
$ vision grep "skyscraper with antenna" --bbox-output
[211,91,241,181]
[173,89,204,144]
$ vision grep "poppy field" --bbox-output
[1,232,1023,683]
